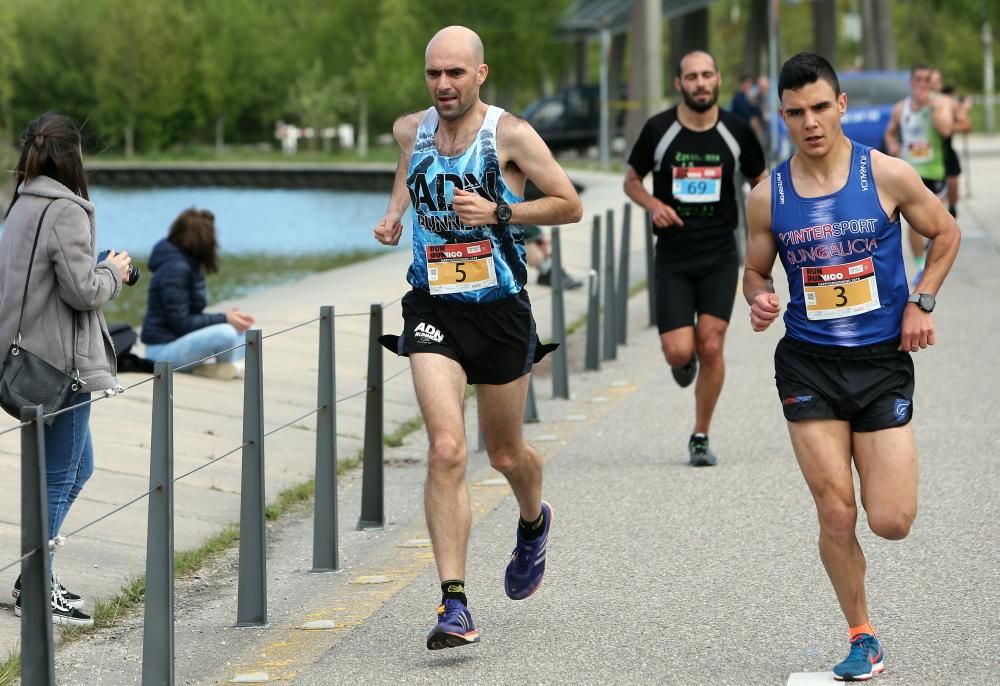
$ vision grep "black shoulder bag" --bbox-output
[0,200,82,424]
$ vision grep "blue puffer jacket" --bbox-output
[140,239,226,344]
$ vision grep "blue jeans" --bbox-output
[47,394,94,548]
[144,323,246,369]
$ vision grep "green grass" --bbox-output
[384,415,425,448]
[0,650,20,686]
[103,250,380,328]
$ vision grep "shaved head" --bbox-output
[426,25,484,64]
[423,25,488,122]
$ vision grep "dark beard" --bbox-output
[682,86,718,113]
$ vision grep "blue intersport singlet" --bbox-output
[405,105,525,304]
[771,141,908,347]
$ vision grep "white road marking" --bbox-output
[787,672,838,685]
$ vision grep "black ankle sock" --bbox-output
[441,580,467,606]
[518,511,546,541]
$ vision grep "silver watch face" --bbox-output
[919,294,935,312]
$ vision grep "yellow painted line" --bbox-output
[473,478,509,487]
[607,384,637,394]
[224,376,642,682]
[222,466,517,682]
[397,538,432,548]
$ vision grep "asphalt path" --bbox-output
[49,144,1000,684]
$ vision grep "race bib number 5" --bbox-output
[426,240,497,295]
[802,257,881,320]
[672,166,722,203]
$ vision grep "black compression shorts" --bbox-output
[654,248,739,333]
[774,336,915,432]
[944,140,961,177]
[921,177,948,198]
[379,288,556,385]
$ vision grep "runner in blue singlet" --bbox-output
[743,52,960,682]
[373,25,582,651]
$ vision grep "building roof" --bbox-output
[559,0,716,36]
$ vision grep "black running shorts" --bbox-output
[921,176,948,198]
[944,141,961,177]
[379,288,556,385]
[774,336,915,432]
[654,247,739,334]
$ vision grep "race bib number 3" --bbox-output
[672,166,722,203]
[426,240,497,295]
[802,257,881,320]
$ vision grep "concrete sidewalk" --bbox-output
[0,168,646,661]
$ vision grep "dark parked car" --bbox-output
[521,85,625,153]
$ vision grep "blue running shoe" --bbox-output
[833,633,884,681]
[504,501,553,600]
[426,599,480,650]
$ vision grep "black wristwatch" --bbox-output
[495,201,513,224]
[907,293,936,313]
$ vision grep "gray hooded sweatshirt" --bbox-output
[0,176,122,391]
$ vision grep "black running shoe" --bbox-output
[537,268,583,289]
[14,587,93,627]
[671,356,698,388]
[688,434,718,467]
[13,574,84,609]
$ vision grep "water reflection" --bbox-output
[86,186,408,256]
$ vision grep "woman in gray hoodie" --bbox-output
[0,113,131,626]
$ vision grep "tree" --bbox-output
[812,0,838,67]
[93,0,193,156]
[0,2,22,135]
[741,0,768,79]
[287,59,356,150]
[194,0,285,155]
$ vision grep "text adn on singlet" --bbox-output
[627,107,766,258]
[406,105,526,304]
[772,141,909,347]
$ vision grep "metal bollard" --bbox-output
[236,329,267,626]
[524,376,539,423]
[617,204,631,345]
[551,226,569,399]
[142,362,175,686]
[645,212,657,328]
[358,304,384,529]
[585,215,601,371]
[602,208,618,361]
[312,306,339,571]
[20,405,54,686]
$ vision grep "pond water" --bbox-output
[82,186,409,256]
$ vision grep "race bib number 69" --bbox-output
[672,166,722,203]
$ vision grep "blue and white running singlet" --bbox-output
[772,141,908,346]
[406,105,525,304]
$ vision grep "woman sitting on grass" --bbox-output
[141,208,254,379]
